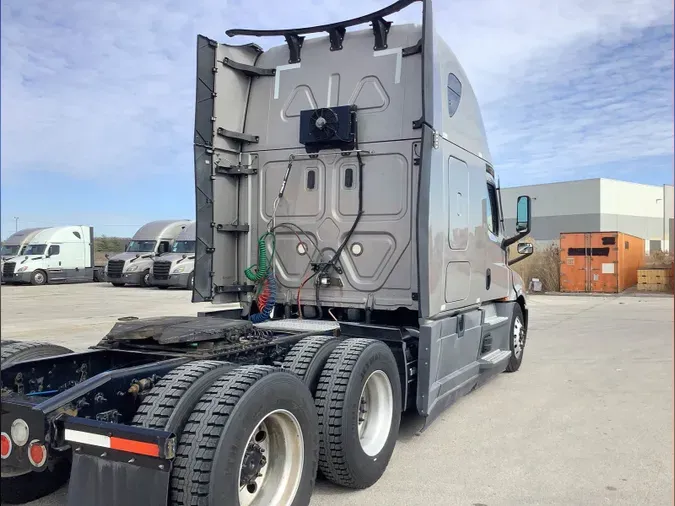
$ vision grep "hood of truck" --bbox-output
[8,256,45,270]
[153,253,195,267]
[108,252,155,263]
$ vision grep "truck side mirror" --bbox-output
[517,242,533,255]
[515,196,531,233]
[104,253,109,259]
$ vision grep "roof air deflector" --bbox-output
[225,0,422,60]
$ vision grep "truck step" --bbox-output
[483,315,509,328]
[478,349,512,370]
[254,319,340,333]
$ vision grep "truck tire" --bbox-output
[140,269,151,288]
[505,303,527,373]
[0,341,74,367]
[30,270,47,286]
[186,272,194,291]
[171,365,319,506]
[132,360,234,435]
[282,336,340,395]
[0,341,75,504]
[0,339,19,347]
[315,338,402,489]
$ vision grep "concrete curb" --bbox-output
[528,291,674,299]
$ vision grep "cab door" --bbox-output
[484,177,510,300]
[44,244,65,281]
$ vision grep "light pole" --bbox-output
[13,217,19,233]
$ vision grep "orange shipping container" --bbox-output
[560,232,645,293]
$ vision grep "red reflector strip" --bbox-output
[64,429,160,458]
[109,437,160,457]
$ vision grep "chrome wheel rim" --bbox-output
[34,272,45,284]
[513,316,525,358]
[357,370,393,457]
[238,409,304,506]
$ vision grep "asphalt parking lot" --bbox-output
[1,283,673,506]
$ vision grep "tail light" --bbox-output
[28,440,47,467]
[10,418,29,446]
[0,432,11,459]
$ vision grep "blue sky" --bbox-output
[1,0,673,239]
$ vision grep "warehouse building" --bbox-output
[501,178,674,254]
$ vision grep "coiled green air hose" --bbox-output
[245,232,276,282]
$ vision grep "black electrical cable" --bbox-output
[315,113,365,314]
[271,223,321,256]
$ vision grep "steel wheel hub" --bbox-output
[513,316,525,357]
[238,409,304,506]
[357,370,393,457]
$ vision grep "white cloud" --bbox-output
[1,0,673,185]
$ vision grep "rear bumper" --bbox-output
[150,273,190,288]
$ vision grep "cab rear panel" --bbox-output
[194,25,424,311]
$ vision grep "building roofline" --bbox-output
[503,177,672,191]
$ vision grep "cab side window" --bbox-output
[447,73,462,117]
[48,245,60,256]
[486,182,500,236]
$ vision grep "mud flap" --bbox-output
[67,450,171,506]
[61,416,175,506]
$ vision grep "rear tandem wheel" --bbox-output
[282,336,340,395]
[171,365,319,506]
[314,338,402,489]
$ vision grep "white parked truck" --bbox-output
[1,228,48,283]
[149,221,197,290]
[0,2,536,505]
[2,226,102,285]
[104,219,192,287]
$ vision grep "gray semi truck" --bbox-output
[104,220,192,287]
[1,228,47,284]
[149,221,196,290]
[0,1,535,505]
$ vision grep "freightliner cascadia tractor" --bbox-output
[0,1,535,505]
